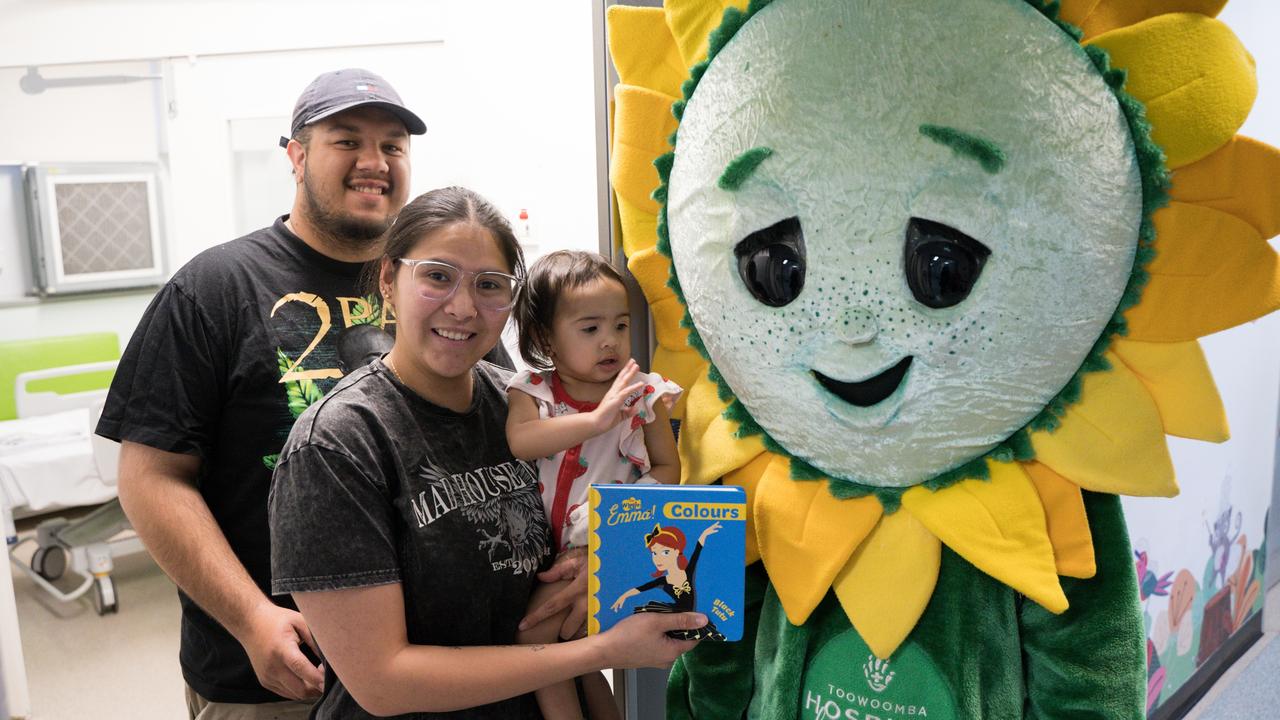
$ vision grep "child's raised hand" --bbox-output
[591,359,645,432]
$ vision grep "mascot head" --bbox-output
[664,0,1155,491]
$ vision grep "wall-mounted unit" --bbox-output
[24,163,166,296]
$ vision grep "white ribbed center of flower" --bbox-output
[666,0,1143,487]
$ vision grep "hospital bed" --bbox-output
[0,333,140,616]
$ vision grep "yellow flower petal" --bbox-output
[903,462,1068,614]
[1127,202,1280,342]
[1022,461,1097,580]
[606,6,688,98]
[1057,0,1104,34]
[1170,135,1280,240]
[618,195,658,270]
[612,85,680,219]
[622,242,690,361]
[1031,351,1178,497]
[1111,338,1229,442]
[665,0,749,68]
[723,452,776,565]
[678,367,764,486]
[1089,14,1256,168]
[832,511,940,660]
[650,294,692,352]
[754,459,882,626]
[620,222,669,301]
[1058,0,1226,41]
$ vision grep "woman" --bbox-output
[268,187,705,718]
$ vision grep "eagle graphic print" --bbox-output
[410,460,547,576]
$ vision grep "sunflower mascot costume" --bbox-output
[606,0,1280,717]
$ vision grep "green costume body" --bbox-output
[669,493,1144,719]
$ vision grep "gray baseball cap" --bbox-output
[278,68,426,148]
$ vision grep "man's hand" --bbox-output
[118,442,321,698]
[519,548,589,639]
[239,603,325,701]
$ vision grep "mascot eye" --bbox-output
[904,217,992,309]
[734,216,807,307]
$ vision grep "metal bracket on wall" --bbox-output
[18,66,162,95]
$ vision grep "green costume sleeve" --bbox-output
[667,561,768,720]
[1019,491,1145,719]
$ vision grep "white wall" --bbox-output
[1223,0,1280,589]
[0,0,451,68]
[0,0,603,346]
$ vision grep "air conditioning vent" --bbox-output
[25,164,166,295]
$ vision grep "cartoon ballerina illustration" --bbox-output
[610,521,725,641]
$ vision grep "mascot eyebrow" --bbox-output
[919,124,1007,174]
[717,146,775,191]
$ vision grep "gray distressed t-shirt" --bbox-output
[270,358,549,719]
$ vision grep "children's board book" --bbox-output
[587,483,746,641]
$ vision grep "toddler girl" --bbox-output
[507,250,681,720]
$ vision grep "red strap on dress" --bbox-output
[548,372,599,549]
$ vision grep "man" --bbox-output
[98,68,509,718]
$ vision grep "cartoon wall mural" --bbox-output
[1127,467,1272,715]
[1206,504,1242,592]
[606,0,1280,718]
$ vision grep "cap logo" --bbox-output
[356,83,377,93]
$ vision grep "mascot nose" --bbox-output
[837,308,879,345]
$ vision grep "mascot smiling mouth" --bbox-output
[813,356,914,407]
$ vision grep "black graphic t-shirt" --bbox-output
[270,359,550,720]
[98,216,513,703]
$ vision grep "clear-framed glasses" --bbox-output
[398,259,523,311]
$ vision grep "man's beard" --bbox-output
[301,174,395,252]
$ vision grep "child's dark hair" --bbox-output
[515,250,626,371]
[362,186,525,295]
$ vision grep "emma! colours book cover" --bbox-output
[587,483,746,641]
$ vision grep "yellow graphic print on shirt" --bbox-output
[262,292,395,470]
